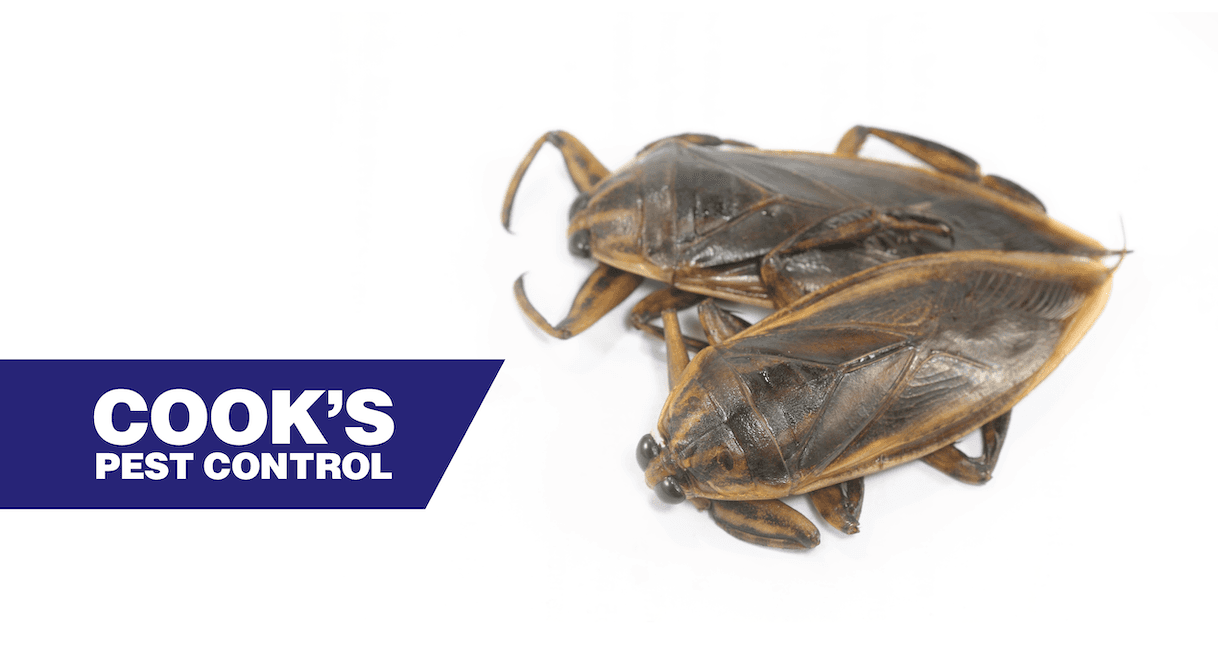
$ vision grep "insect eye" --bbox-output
[636,434,661,470]
[568,229,591,257]
[654,476,686,504]
[567,192,593,258]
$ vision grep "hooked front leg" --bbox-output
[809,477,865,535]
[629,287,710,351]
[708,499,821,550]
[921,410,1012,484]
[514,263,644,339]
[502,131,611,231]
[759,207,954,307]
[837,126,1045,212]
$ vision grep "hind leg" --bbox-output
[922,410,1012,484]
[836,125,981,180]
[708,499,821,550]
[637,133,756,155]
[837,126,1045,212]
[809,477,865,535]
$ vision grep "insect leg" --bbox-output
[921,410,1012,484]
[661,310,691,390]
[759,207,954,307]
[837,126,1046,212]
[696,299,751,345]
[808,477,865,535]
[637,133,756,156]
[514,263,644,339]
[628,287,708,351]
[836,126,981,180]
[502,131,611,231]
[979,174,1047,213]
[708,499,821,550]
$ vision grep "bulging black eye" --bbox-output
[568,229,591,257]
[636,434,661,470]
[567,193,592,258]
[654,476,685,504]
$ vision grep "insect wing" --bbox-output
[726,251,1112,491]
[670,149,898,268]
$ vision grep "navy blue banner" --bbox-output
[0,360,502,508]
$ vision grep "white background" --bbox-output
[1,3,1215,644]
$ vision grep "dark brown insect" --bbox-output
[636,250,1114,549]
[502,127,1109,344]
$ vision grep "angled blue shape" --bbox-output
[393,359,503,508]
[0,360,503,509]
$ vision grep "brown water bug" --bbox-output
[636,250,1115,549]
[502,127,1109,346]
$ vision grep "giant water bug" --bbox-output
[636,250,1115,549]
[502,127,1109,347]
